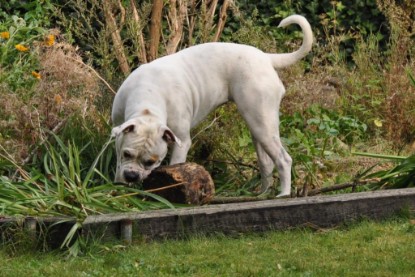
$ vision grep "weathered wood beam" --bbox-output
[83,188,415,240]
[2,188,415,246]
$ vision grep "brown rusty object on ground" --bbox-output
[142,162,215,205]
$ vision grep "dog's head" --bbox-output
[111,118,181,184]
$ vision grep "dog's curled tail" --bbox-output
[270,14,313,69]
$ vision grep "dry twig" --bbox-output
[145,182,186,193]
[103,0,130,75]
[130,0,148,63]
[213,0,231,41]
[148,0,163,61]
[306,178,381,196]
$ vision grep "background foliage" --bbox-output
[1,0,415,256]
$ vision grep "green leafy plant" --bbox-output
[0,0,54,26]
[0,16,50,90]
[0,133,174,255]
[306,106,368,145]
[354,69,415,189]
[354,152,415,189]
[280,106,367,191]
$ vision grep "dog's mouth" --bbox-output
[122,168,152,184]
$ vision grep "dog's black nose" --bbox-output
[124,170,140,183]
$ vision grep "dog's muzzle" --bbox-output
[123,169,151,183]
[123,170,140,183]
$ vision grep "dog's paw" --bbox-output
[276,192,291,199]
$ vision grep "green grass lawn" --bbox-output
[1,218,415,276]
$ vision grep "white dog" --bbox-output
[111,15,313,197]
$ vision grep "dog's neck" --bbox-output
[126,103,167,124]
[133,108,167,125]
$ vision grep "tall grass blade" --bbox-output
[407,69,415,87]
[356,153,415,189]
[82,136,114,188]
[352,151,407,160]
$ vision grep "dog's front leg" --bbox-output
[169,135,192,165]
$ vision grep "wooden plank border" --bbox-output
[83,188,415,241]
[1,188,415,245]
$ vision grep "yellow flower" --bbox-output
[15,44,29,52]
[54,94,62,105]
[44,34,55,46]
[0,31,10,39]
[374,119,383,128]
[31,71,41,79]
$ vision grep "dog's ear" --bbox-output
[160,125,182,147]
[111,120,136,137]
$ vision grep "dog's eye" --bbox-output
[143,160,156,167]
[123,151,133,159]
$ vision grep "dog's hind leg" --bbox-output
[233,81,292,197]
[273,143,292,197]
[252,138,275,194]
[257,132,292,197]
[242,123,292,197]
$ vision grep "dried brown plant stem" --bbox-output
[145,182,186,193]
[116,0,126,26]
[0,144,31,182]
[206,0,218,27]
[186,0,197,46]
[103,0,130,75]
[213,0,231,42]
[166,0,187,54]
[130,0,148,63]
[306,178,381,196]
[9,119,67,182]
[67,56,116,95]
[148,0,164,61]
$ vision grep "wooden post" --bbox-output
[24,217,37,239]
[120,219,133,244]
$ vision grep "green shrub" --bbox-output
[0,16,105,164]
[0,16,48,90]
